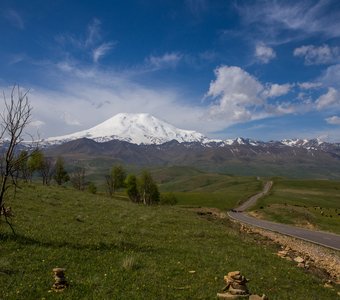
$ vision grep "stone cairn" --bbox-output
[217,271,267,300]
[217,271,250,299]
[51,268,69,292]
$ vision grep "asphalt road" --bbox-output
[236,181,273,212]
[228,182,340,251]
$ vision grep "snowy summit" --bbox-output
[45,113,208,145]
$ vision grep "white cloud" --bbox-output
[206,66,265,123]
[320,64,340,89]
[61,112,81,126]
[93,42,115,63]
[294,45,340,65]
[4,9,24,30]
[55,18,116,64]
[298,81,322,90]
[0,65,217,138]
[263,83,292,98]
[326,116,340,125]
[30,120,45,127]
[237,1,340,44]
[205,66,317,125]
[316,87,339,110]
[255,43,276,63]
[146,52,183,69]
[85,18,101,47]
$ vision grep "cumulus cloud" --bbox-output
[146,52,183,69]
[320,64,340,88]
[316,87,339,110]
[205,66,327,125]
[206,66,265,123]
[326,116,340,125]
[263,83,292,98]
[255,43,276,63]
[294,44,340,65]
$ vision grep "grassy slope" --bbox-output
[252,179,340,234]
[154,166,263,211]
[1,184,338,299]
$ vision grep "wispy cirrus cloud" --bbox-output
[237,0,340,44]
[294,44,340,65]
[55,18,116,63]
[4,9,24,30]
[93,42,116,63]
[85,18,102,47]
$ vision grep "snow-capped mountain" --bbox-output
[45,113,208,145]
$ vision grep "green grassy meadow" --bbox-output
[155,166,263,210]
[1,183,339,299]
[251,179,340,234]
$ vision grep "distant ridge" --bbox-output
[43,113,336,149]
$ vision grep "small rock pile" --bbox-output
[277,246,312,269]
[217,271,267,299]
[217,271,250,299]
[51,268,69,292]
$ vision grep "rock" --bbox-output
[217,293,247,299]
[294,256,304,263]
[249,295,268,300]
[297,262,304,268]
[51,267,68,292]
[277,250,288,257]
[323,282,333,289]
[218,271,250,299]
[228,271,241,277]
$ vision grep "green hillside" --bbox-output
[0,183,338,299]
[251,179,340,234]
[154,166,263,210]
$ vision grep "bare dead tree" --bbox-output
[0,85,32,233]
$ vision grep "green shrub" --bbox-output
[160,192,178,205]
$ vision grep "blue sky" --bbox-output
[1,0,340,141]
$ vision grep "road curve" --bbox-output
[228,181,340,251]
[236,181,273,212]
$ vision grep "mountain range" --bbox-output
[41,113,340,179]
